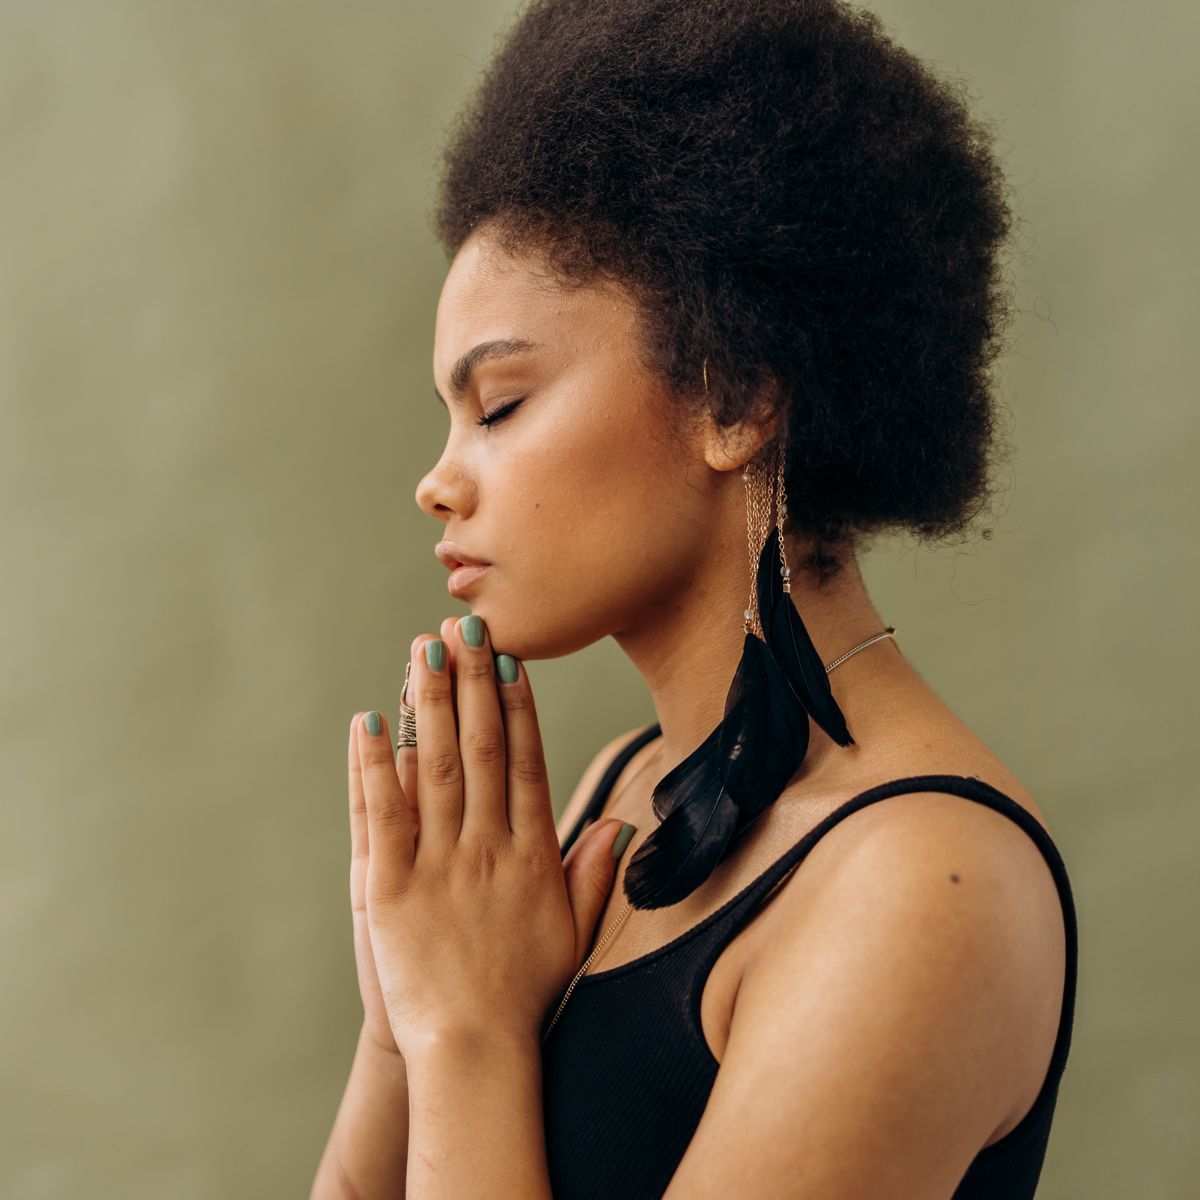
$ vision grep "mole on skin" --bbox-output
[949,873,961,883]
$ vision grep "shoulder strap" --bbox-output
[688,773,1079,1089]
[559,723,663,857]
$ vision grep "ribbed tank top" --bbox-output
[545,723,1078,1199]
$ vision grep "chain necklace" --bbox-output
[541,623,898,1046]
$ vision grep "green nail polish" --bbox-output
[496,653,519,684]
[611,822,637,858]
[364,710,382,736]
[461,615,485,647]
[424,640,445,671]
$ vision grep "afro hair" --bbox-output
[431,0,1020,584]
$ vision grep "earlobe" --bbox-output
[701,420,778,474]
[698,379,785,473]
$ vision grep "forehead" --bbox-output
[432,232,638,379]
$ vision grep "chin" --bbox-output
[473,605,608,663]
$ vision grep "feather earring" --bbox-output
[623,435,846,910]
[755,444,855,748]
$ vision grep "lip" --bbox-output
[447,563,490,597]
[435,540,491,570]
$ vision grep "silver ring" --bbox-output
[396,660,417,750]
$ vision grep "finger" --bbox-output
[413,633,463,850]
[348,711,370,905]
[394,640,429,841]
[453,614,509,839]
[396,632,457,848]
[395,624,460,841]
[438,616,460,711]
[357,710,416,889]
[493,651,555,842]
[563,819,633,966]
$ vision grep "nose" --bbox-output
[414,453,477,522]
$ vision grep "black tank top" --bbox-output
[545,723,1078,1199]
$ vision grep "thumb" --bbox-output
[563,820,638,967]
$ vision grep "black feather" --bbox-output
[755,525,855,747]
[622,631,809,909]
[618,531,858,911]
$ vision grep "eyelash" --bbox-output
[475,396,526,428]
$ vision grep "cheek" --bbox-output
[509,407,663,532]
[477,419,697,652]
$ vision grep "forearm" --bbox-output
[310,1024,411,1200]
[404,1027,552,1199]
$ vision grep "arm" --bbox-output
[661,792,1066,1199]
[404,1027,552,1198]
[310,1024,412,1200]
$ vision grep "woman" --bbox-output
[312,1,1077,1196]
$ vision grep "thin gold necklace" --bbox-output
[541,624,897,1046]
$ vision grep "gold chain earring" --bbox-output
[742,443,778,639]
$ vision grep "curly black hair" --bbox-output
[431,0,1019,586]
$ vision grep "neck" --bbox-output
[612,540,905,787]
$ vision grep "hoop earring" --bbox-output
[623,433,854,910]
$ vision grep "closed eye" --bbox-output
[476,396,526,428]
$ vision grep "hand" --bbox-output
[343,617,459,1056]
[348,615,633,1059]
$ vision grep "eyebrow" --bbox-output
[433,338,540,407]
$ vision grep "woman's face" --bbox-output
[415,230,735,660]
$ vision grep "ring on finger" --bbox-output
[396,660,417,750]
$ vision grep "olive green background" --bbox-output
[2,1,1194,1195]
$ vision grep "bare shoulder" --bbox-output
[664,787,1070,1196]
[807,782,1065,933]
[809,780,1061,882]
[555,724,655,844]
[750,785,1067,1138]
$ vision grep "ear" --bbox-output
[699,378,787,474]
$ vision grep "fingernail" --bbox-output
[461,615,485,647]
[495,653,519,684]
[424,640,445,671]
[611,822,637,858]
[364,711,382,736]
